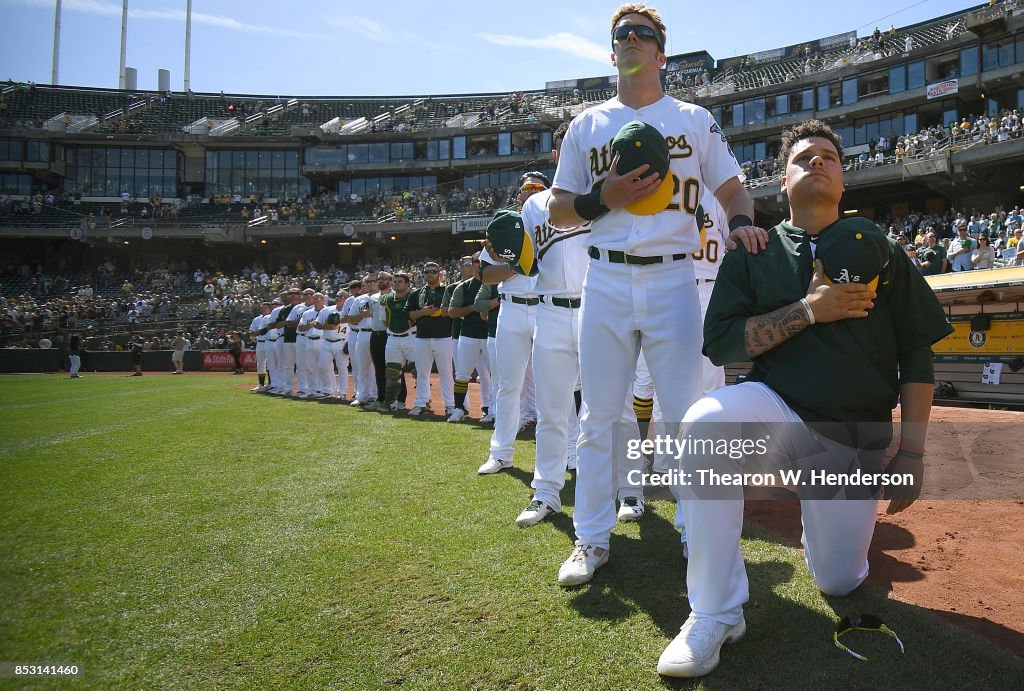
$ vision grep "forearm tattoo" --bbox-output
[744,302,811,359]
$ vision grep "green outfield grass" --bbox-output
[0,373,1021,689]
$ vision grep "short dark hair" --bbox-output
[778,119,844,165]
[553,122,570,152]
[519,170,550,188]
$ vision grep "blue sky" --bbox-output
[0,0,980,96]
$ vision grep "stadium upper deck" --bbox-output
[1,0,1021,266]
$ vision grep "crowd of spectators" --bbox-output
[1,253,472,348]
[741,108,1024,183]
[873,204,1024,273]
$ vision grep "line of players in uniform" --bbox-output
[244,258,537,426]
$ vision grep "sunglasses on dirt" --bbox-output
[612,24,662,48]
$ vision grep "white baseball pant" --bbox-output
[278,341,296,394]
[455,335,490,411]
[530,300,581,511]
[318,334,348,397]
[678,382,882,625]
[574,257,703,549]
[413,337,454,409]
[352,329,376,402]
[255,343,268,376]
[265,339,279,389]
[489,300,536,460]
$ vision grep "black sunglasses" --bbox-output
[423,269,439,274]
[612,24,661,48]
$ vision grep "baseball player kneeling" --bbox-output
[658,120,952,678]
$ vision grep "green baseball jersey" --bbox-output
[442,281,463,339]
[380,290,414,333]
[452,278,487,339]
[704,217,953,448]
[476,284,499,339]
[409,285,452,339]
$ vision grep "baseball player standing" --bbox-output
[631,193,729,533]
[295,289,321,398]
[477,176,542,473]
[370,272,417,411]
[442,257,478,368]
[316,289,351,400]
[248,302,271,391]
[548,4,765,586]
[347,276,378,406]
[659,120,952,677]
[407,262,455,417]
[338,280,364,401]
[446,255,491,422]
[367,273,408,409]
[482,127,594,524]
[276,288,304,396]
[263,296,284,393]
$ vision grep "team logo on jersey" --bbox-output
[665,133,693,158]
[588,130,696,178]
[533,221,592,260]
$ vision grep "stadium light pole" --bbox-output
[51,0,61,85]
[118,0,128,90]
[184,0,192,92]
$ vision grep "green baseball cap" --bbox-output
[817,220,890,292]
[612,120,674,215]
[486,210,537,276]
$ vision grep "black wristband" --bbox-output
[574,181,610,221]
[728,214,753,231]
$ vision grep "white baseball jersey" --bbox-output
[249,314,267,343]
[316,305,347,340]
[522,189,591,297]
[297,306,319,338]
[367,291,387,331]
[693,191,729,282]
[265,305,285,339]
[340,296,359,337]
[352,293,374,330]
[553,95,743,255]
[479,247,538,297]
[370,288,389,327]
[283,302,309,325]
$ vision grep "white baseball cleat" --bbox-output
[477,457,511,474]
[657,614,746,678]
[479,412,495,424]
[617,496,645,522]
[390,402,406,411]
[349,399,366,407]
[515,499,556,527]
[557,544,609,586]
[447,408,466,423]
[407,406,425,417]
